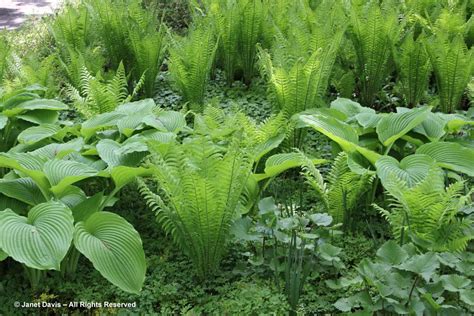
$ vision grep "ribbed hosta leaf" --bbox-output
[110,166,152,191]
[376,106,431,146]
[0,153,49,192]
[262,152,326,179]
[17,124,61,145]
[0,178,45,205]
[16,109,60,125]
[142,111,186,133]
[31,138,84,159]
[298,113,380,164]
[44,159,105,196]
[97,139,148,168]
[2,99,68,117]
[74,212,146,294]
[375,154,435,188]
[416,142,474,176]
[0,202,74,270]
[330,98,375,119]
[0,249,7,261]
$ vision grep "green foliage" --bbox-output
[396,33,432,107]
[140,135,252,278]
[65,62,144,119]
[349,2,401,107]
[375,163,473,252]
[427,34,473,113]
[334,241,474,314]
[168,25,218,110]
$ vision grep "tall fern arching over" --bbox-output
[427,34,473,113]
[349,1,400,108]
[139,136,253,278]
[168,25,218,111]
[396,32,432,107]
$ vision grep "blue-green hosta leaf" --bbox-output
[117,113,150,137]
[97,139,148,168]
[460,290,474,305]
[2,99,68,116]
[110,166,152,191]
[309,213,333,226]
[74,212,146,294]
[376,106,431,146]
[0,114,7,130]
[416,142,474,176]
[230,217,261,241]
[142,111,186,133]
[412,112,446,141]
[17,124,61,144]
[44,159,107,196]
[71,192,104,223]
[137,130,176,143]
[396,252,440,282]
[375,154,436,188]
[355,112,383,129]
[330,98,375,119]
[17,109,60,125]
[262,152,326,179]
[116,99,155,115]
[0,202,74,270]
[0,178,45,205]
[31,138,84,159]
[57,186,87,209]
[0,153,49,193]
[298,113,380,164]
[81,112,125,139]
[376,240,408,265]
[438,113,474,133]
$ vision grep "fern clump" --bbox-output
[66,62,144,118]
[139,136,252,278]
[168,25,218,111]
[349,2,400,107]
[375,166,473,252]
[302,152,374,232]
[396,33,432,107]
[427,34,473,113]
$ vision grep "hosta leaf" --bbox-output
[0,178,45,205]
[57,186,87,209]
[376,240,408,265]
[460,290,474,305]
[309,213,333,226]
[376,106,431,146]
[71,192,104,223]
[298,113,380,164]
[416,142,474,176]
[81,112,125,139]
[0,249,7,261]
[330,98,375,119]
[44,159,105,196]
[2,99,68,116]
[253,132,285,163]
[0,202,74,270]
[74,212,146,294]
[263,152,326,178]
[97,139,148,168]
[17,124,61,144]
[31,138,84,159]
[375,154,435,188]
[17,109,60,125]
[412,112,446,141]
[110,166,152,191]
[0,153,50,193]
[143,111,186,133]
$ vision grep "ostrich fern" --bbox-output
[302,152,374,232]
[375,167,473,252]
[66,63,144,118]
[168,26,218,111]
[349,2,400,107]
[427,34,473,113]
[139,137,252,278]
[396,33,432,107]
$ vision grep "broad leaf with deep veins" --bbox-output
[0,202,74,270]
[73,212,146,294]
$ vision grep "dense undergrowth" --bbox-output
[0,0,473,315]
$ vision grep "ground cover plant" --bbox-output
[0,0,473,315]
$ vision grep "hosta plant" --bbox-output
[139,135,253,278]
